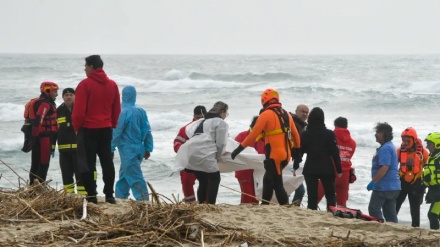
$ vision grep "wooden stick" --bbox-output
[0,159,27,184]
[220,184,276,205]
[17,197,55,225]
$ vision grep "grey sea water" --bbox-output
[1,54,440,228]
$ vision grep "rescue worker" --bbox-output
[317,117,356,207]
[56,88,87,195]
[29,82,59,184]
[395,127,429,227]
[173,105,207,203]
[234,116,265,204]
[111,86,153,201]
[184,101,229,204]
[231,88,301,205]
[422,132,440,229]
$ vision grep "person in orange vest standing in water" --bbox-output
[234,116,265,204]
[231,88,301,205]
[396,127,429,227]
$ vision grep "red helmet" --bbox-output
[261,88,279,106]
[401,127,418,139]
[40,81,59,95]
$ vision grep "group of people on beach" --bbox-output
[23,55,153,205]
[23,55,440,230]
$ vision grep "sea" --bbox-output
[0,54,439,229]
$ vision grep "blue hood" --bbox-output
[122,86,136,108]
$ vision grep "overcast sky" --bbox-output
[1,0,440,55]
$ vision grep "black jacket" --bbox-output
[56,103,77,152]
[300,127,342,175]
[290,113,307,132]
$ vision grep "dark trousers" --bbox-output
[396,181,424,227]
[59,151,86,194]
[304,174,336,210]
[77,128,115,197]
[262,159,288,205]
[30,136,51,184]
[192,170,221,204]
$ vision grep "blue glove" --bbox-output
[367,181,376,191]
[51,151,55,158]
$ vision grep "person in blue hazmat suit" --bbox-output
[111,85,154,201]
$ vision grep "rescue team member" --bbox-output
[231,88,301,205]
[56,88,87,195]
[111,86,153,201]
[29,82,59,184]
[422,132,440,230]
[234,116,265,205]
[367,122,400,223]
[184,101,229,204]
[173,105,207,203]
[72,55,121,204]
[317,117,356,207]
[396,127,429,227]
[298,107,342,211]
[289,104,309,205]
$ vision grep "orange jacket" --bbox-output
[397,138,429,184]
[240,106,300,175]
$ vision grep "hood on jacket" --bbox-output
[334,127,351,142]
[122,86,136,108]
[88,68,109,84]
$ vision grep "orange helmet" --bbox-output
[261,88,279,106]
[40,81,59,95]
[401,127,417,139]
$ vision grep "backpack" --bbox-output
[21,97,43,152]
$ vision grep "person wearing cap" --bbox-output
[367,122,400,223]
[173,105,207,203]
[56,88,87,195]
[111,86,153,201]
[422,132,440,229]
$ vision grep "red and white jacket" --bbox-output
[334,127,356,171]
[173,119,196,153]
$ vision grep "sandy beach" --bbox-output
[1,185,440,247]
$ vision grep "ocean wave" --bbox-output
[0,103,23,122]
[188,72,307,82]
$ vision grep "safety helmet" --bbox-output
[40,81,59,95]
[425,132,440,149]
[401,127,417,139]
[261,88,279,106]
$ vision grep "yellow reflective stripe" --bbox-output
[255,128,289,141]
[51,144,56,149]
[77,186,87,195]
[63,184,75,193]
[67,123,70,127]
[94,171,97,181]
[58,144,77,149]
[431,201,440,215]
[57,117,66,124]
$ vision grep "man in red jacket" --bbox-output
[72,55,121,204]
[317,117,356,207]
[173,105,207,203]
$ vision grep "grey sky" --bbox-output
[1,0,440,55]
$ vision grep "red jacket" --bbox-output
[235,130,265,154]
[334,127,356,171]
[173,120,193,153]
[72,68,121,131]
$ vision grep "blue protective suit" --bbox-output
[111,86,154,201]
